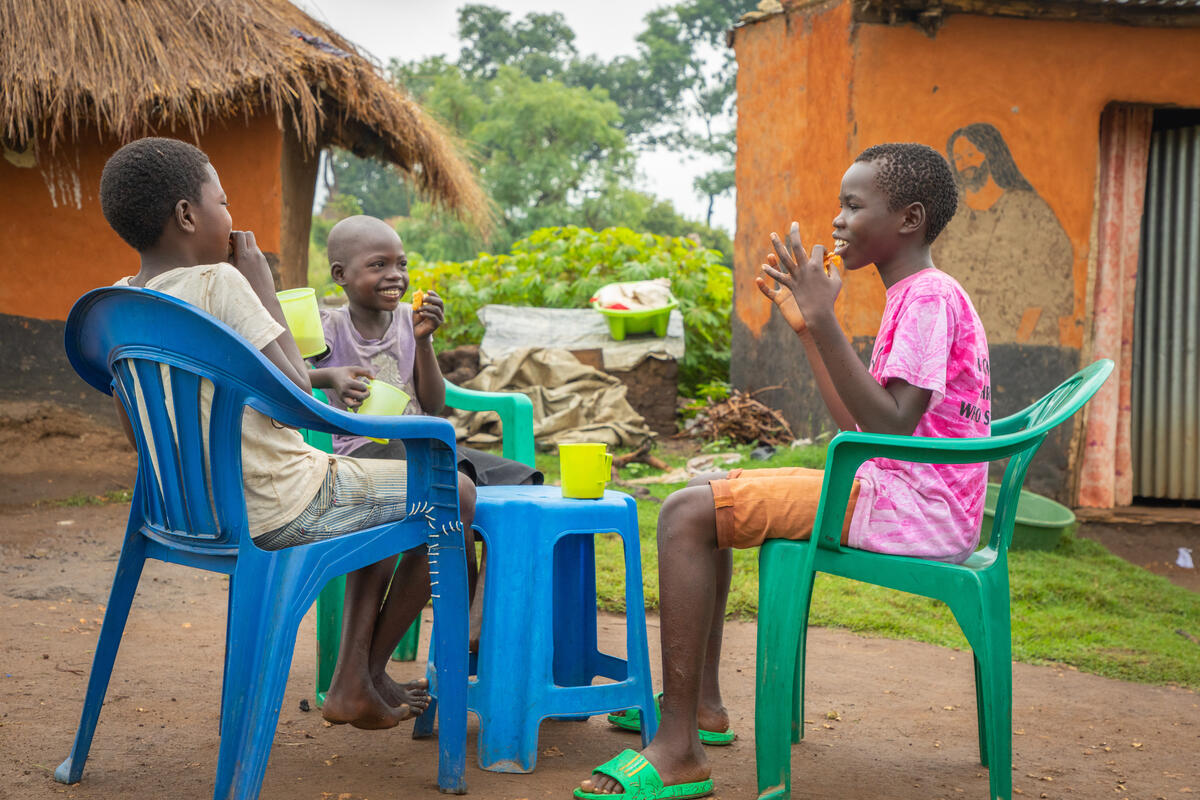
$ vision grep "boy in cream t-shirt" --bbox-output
[99,137,476,731]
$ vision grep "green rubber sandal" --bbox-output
[573,749,714,800]
[606,693,735,746]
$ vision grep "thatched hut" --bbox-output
[0,0,488,411]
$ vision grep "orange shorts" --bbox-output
[709,467,861,550]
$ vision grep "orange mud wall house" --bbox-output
[0,0,485,419]
[0,120,291,413]
[730,0,1200,506]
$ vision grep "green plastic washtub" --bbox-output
[591,298,678,340]
[980,482,1077,551]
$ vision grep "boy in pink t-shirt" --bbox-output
[578,144,989,799]
[850,266,990,562]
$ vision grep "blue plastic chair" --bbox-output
[54,287,470,799]
[754,359,1113,800]
[414,485,659,772]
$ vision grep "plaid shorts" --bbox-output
[254,457,409,551]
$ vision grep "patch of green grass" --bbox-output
[549,442,1200,689]
[37,489,133,508]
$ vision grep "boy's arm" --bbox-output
[756,255,856,431]
[411,292,447,414]
[309,366,375,409]
[228,231,311,393]
[765,226,930,436]
[797,332,859,431]
[113,394,137,450]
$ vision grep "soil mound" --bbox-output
[0,401,135,507]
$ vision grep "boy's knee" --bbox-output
[658,485,717,545]
[457,473,476,513]
[687,471,726,488]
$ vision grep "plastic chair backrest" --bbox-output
[66,286,457,552]
[982,359,1113,555]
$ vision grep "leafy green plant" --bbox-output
[409,225,731,393]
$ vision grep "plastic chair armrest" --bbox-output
[810,428,1044,550]
[990,412,1026,436]
[444,381,536,468]
[260,389,460,453]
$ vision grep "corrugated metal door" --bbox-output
[1132,124,1200,500]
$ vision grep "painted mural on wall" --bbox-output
[931,123,1074,347]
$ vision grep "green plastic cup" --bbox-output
[354,380,411,443]
[558,442,612,499]
[276,288,326,358]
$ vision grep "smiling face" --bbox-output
[331,224,409,313]
[831,160,909,271]
[191,164,233,264]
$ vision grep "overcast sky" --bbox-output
[293,0,736,233]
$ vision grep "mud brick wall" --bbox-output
[614,357,678,437]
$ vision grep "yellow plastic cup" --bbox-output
[276,288,327,358]
[355,380,411,443]
[558,442,612,499]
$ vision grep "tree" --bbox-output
[381,61,635,258]
[318,3,749,262]
[632,1,748,223]
[323,149,412,220]
[455,4,577,82]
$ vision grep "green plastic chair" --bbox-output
[754,359,1113,800]
[306,381,536,706]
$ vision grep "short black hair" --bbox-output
[100,137,211,251]
[854,143,958,243]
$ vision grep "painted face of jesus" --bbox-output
[951,136,989,193]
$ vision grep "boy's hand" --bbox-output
[229,231,273,285]
[412,290,444,341]
[329,366,376,409]
[756,253,809,335]
[762,222,842,330]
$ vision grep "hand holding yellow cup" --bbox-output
[276,288,327,358]
[558,442,612,499]
[354,379,411,443]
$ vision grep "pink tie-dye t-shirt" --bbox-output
[846,268,990,563]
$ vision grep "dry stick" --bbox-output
[611,440,670,479]
[676,386,795,447]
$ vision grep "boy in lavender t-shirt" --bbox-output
[309,216,542,487]
[578,143,988,799]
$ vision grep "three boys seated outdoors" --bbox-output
[97,137,988,799]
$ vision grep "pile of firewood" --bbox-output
[676,387,795,447]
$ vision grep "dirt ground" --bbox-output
[2,403,1198,800]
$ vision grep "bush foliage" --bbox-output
[407,225,731,393]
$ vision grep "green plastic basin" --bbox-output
[981,483,1076,551]
[591,298,678,341]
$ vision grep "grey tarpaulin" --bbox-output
[448,347,654,450]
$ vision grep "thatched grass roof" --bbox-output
[0,0,490,226]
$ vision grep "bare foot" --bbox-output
[578,741,709,795]
[697,700,731,735]
[375,673,431,711]
[322,681,419,730]
[609,696,730,736]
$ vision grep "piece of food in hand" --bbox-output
[227,233,235,260]
[823,251,843,275]
[412,289,425,310]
